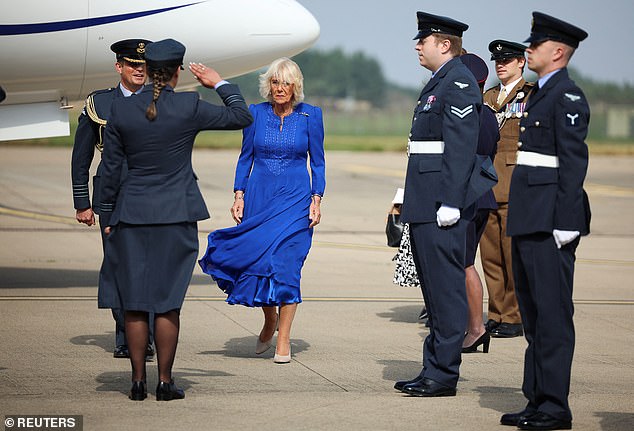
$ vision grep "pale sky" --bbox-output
[296,0,633,89]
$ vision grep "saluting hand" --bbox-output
[309,195,322,228]
[189,63,222,89]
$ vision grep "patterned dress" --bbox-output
[392,223,421,288]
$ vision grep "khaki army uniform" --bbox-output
[479,78,534,325]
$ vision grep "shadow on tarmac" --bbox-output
[377,358,422,382]
[70,332,114,353]
[0,267,99,289]
[0,267,214,289]
[198,336,310,358]
[376,304,423,324]
[595,412,634,431]
[473,385,525,414]
[95,368,232,395]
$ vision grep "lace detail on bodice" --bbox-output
[263,105,298,176]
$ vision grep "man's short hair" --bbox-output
[431,33,463,57]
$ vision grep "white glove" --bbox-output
[553,229,580,249]
[436,204,461,227]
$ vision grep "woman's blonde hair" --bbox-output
[258,57,304,105]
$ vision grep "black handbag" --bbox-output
[386,213,404,247]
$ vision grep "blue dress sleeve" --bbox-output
[233,104,258,192]
[307,105,326,197]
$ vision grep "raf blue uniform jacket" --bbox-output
[71,86,126,214]
[507,68,590,236]
[401,57,490,223]
[99,83,253,227]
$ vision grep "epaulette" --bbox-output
[85,87,116,125]
[84,87,116,152]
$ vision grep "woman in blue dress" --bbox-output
[199,57,325,363]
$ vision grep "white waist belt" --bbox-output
[516,151,559,168]
[408,141,445,156]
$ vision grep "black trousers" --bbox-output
[409,220,468,388]
[512,233,579,421]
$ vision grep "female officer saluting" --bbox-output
[98,38,252,401]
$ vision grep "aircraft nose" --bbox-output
[169,0,322,83]
[247,0,320,58]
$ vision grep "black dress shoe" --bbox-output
[113,345,129,358]
[418,307,428,320]
[402,377,456,397]
[394,375,423,392]
[462,332,490,353]
[500,409,536,426]
[518,412,571,430]
[129,381,147,401]
[485,319,500,332]
[145,345,155,362]
[156,380,185,401]
[491,323,524,338]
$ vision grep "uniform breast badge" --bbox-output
[505,102,526,119]
[422,95,436,112]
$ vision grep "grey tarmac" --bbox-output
[0,146,632,430]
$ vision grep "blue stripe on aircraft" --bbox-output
[0,2,202,36]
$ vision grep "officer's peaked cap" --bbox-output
[110,39,152,63]
[488,40,526,61]
[413,12,468,40]
[525,12,588,49]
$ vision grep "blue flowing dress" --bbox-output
[198,102,325,306]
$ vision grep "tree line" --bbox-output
[203,48,634,107]
[225,48,388,107]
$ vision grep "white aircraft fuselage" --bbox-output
[0,0,320,140]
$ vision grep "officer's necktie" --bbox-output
[496,86,507,105]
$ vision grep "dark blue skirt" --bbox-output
[98,222,198,313]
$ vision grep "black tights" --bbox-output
[125,310,180,383]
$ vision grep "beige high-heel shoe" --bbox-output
[255,314,278,355]
[273,344,291,364]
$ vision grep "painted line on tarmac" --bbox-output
[585,182,634,197]
[0,206,77,225]
[1,296,633,305]
[577,258,634,266]
[343,164,405,178]
[3,206,633,266]
[340,166,634,198]
[313,240,389,251]
[313,241,634,267]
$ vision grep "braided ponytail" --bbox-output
[145,66,179,121]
